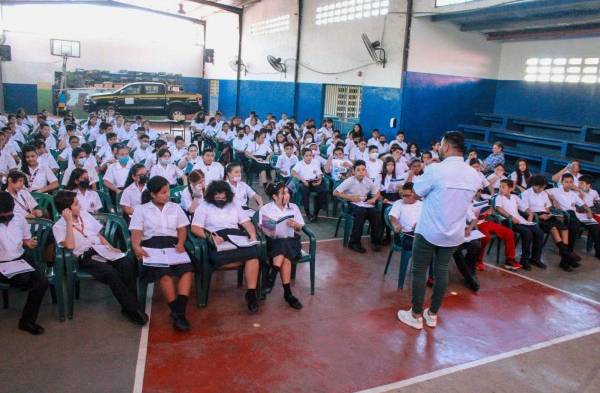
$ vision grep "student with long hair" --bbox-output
[65,168,102,214]
[20,144,58,193]
[180,169,205,215]
[510,159,531,193]
[6,171,43,219]
[150,148,184,186]
[120,164,148,218]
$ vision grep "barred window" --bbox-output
[324,85,362,121]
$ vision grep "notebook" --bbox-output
[92,245,127,262]
[142,247,191,267]
[0,259,35,279]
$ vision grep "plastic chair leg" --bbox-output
[487,238,494,255]
[383,249,394,276]
[2,289,8,309]
[50,285,57,304]
[199,269,212,308]
[343,218,353,247]
[138,278,148,308]
[334,216,342,238]
[310,259,315,295]
[237,268,243,288]
[496,239,501,265]
[398,251,412,289]
[194,272,203,308]
[291,263,297,280]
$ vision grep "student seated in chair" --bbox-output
[334,160,383,254]
[120,164,148,219]
[191,180,261,313]
[259,182,305,310]
[6,171,43,219]
[388,182,422,252]
[325,146,353,183]
[193,148,224,186]
[52,190,147,326]
[520,175,578,271]
[510,159,531,193]
[180,169,205,215]
[292,148,328,223]
[226,162,263,211]
[548,173,600,262]
[129,176,192,331]
[149,148,185,187]
[21,144,59,194]
[495,179,545,271]
[0,191,49,335]
[275,142,299,181]
[578,175,600,224]
[65,168,102,215]
[452,208,481,292]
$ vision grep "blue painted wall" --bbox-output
[4,83,38,113]
[296,82,324,122]
[180,76,204,94]
[239,80,295,117]
[494,80,600,126]
[360,86,402,140]
[400,71,497,147]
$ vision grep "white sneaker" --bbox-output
[423,308,438,328]
[397,309,423,330]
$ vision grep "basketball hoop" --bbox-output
[50,39,80,91]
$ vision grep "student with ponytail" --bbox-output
[120,164,148,218]
[180,169,205,215]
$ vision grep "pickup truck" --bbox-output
[83,82,203,120]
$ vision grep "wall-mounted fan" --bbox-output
[361,33,386,67]
[267,55,287,75]
[228,57,248,75]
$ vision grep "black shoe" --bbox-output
[570,253,582,262]
[530,260,547,269]
[263,272,278,295]
[566,253,581,268]
[284,294,303,310]
[521,261,532,271]
[170,313,191,331]
[245,292,259,314]
[309,215,318,223]
[18,319,44,335]
[349,243,366,254]
[465,277,480,292]
[382,235,391,246]
[371,244,382,252]
[123,309,149,326]
[559,259,574,272]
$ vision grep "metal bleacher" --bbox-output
[460,113,600,179]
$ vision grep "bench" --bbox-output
[488,129,566,159]
[465,141,546,173]
[457,124,489,142]
[567,143,600,166]
[475,113,507,128]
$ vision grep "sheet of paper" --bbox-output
[465,230,485,242]
[215,241,238,252]
[92,245,127,262]
[142,247,170,267]
[0,259,35,279]
[163,248,191,265]
[352,201,375,208]
[228,235,259,248]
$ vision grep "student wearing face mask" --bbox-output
[104,144,133,193]
[226,162,263,212]
[61,148,100,188]
[133,134,153,165]
[150,148,184,186]
[180,169,205,215]
[177,144,200,175]
[191,180,261,313]
[120,164,149,218]
[65,168,102,214]
[292,148,328,222]
[0,191,49,335]
[365,145,383,184]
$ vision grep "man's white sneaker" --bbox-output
[423,308,438,328]
[397,309,423,330]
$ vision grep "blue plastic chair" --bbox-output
[382,206,413,289]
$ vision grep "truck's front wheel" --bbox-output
[168,106,186,121]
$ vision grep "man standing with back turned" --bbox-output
[397,131,482,330]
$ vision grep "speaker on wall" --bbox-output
[0,45,11,61]
[389,117,397,128]
[204,49,214,64]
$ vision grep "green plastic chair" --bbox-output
[31,191,59,221]
[290,176,332,217]
[382,206,413,289]
[0,218,66,321]
[97,188,116,214]
[170,185,186,204]
[62,213,132,319]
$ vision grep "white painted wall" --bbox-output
[408,18,501,79]
[1,3,204,84]
[498,36,600,80]
[203,11,240,80]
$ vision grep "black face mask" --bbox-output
[138,175,149,185]
[79,180,90,189]
[0,214,14,224]
[213,200,227,208]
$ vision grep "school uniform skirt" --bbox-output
[251,156,271,173]
[208,228,259,268]
[140,236,194,281]
[538,216,567,232]
[266,236,302,261]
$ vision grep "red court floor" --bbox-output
[142,241,600,393]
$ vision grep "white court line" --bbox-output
[132,284,154,393]
[484,262,600,306]
[355,327,600,393]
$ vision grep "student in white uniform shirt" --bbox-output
[390,145,409,177]
[486,163,507,191]
[191,180,261,313]
[117,120,136,143]
[81,115,99,140]
[120,164,148,218]
[333,160,383,253]
[365,145,383,184]
[170,136,188,164]
[316,119,334,144]
[142,120,160,141]
[0,192,49,335]
[64,168,103,214]
[349,139,370,162]
[292,148,328,222]
[520,175,577,271]
[177,144,200,175]
[33,140,59,173]
[259,182,305,309]
[226,162,262,210]
[62,148,100,188]
[232,130,250,161]
[94,122,112,149]
[509,159,531,193]
[6,171,43,219]
[20,145,58,194]
[552,160,582,189]
[95,133,118,164]
[52,190,147,326]
[495,179,545,271]
[245,130,273,188]
[194,148,224,185]
[180,169,205,215]
[389,130,408,153]
[150,148,185,186]
[469,158,494,195]
[190,112,205,141]
[404,158,424,185]
[133,134,154,165]
[389,182,423,252]
[104,145,134,192]
[578,175,600,215]
[548,173,600,260]
[38,123,57,151]
[130,176,193,331]
[275,142,299,181]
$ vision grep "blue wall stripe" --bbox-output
[4,83,38,113]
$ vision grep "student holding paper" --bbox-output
[52,190,147,326]
[388,182,422,252]
[494,179,545,271]
[292,148,328,222]
[191,180,261,314]
[0,191,49,335]
[259,182,304,310]
[129,176,193,331]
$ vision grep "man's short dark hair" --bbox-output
[402,182,414,191]
[530,175,548,187]
[354,160,366,169]
[562,173,574,181]
[579,174,594,185]
[54,190,77,213]
[500,179,514,188]
[442,131,465,153]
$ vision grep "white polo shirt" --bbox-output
[486,173,507,189]
[292,159,322,182]
[394,158,409,178]
[548,187,584,212]
[133,147,154,164]
[27,165,58,192]
[495,194,530,225]
[349,148,369,162]
[193,161,224,185]
[580,189,600,207]
[389,200,423,233]
[38,153,59,171]
[510,171,529,189]
[366,159,383,184]
[192,201,249,232]
[76,189,102,214]
[129,201,189,240]
[52,211,103,257]
[414,156,482,247]
[519,188,551,213]
[104,161,133,188]
[0,215,31,262]
[246,141,272,158]
[258,202,304,239]
[61,164,99,187]
[11,190,38,218]
[227,180,256,208]
[232,137,249,153]
[120,183,145,210]
[150,163,183,186]
[275,154,299,178]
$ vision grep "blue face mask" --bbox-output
[118,156,129,165]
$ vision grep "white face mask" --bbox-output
[233,175,242,182]
[192,184,204,198]
[160,158,170,166]
[77,158,86,167]
[306,137,313,144]
[369,152,379,160]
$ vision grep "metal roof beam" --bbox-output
[187,0,243,14]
